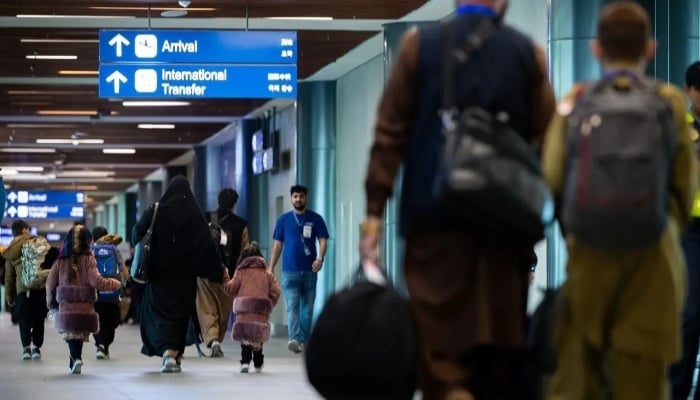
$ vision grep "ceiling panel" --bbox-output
[0,0,427,215]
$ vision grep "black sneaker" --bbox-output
[21,347,31,360]
[31,347,41,360]
[96,345,109,360]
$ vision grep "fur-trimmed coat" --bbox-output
[45,253,121,335]
[223,256,281,343]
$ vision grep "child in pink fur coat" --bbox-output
[223,241,281,373]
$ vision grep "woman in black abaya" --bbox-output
[132,176,224,372]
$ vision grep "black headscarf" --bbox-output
[136,176,223,282]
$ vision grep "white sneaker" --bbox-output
[70,359,83,374]
[96,345,108,360]
[287,340,302,354]
[254,364,264,373]
[239,363,249,373]
[210,340,223,357]
[161,356,181,373]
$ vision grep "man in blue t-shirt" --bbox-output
[269,185,329,354]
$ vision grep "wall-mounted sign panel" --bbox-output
[99,64,297,99]
[6,191,84,205]
[4,204,84,220]
[99,30,297,64]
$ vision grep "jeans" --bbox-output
[282,271,317,343]
[672,220,700,400]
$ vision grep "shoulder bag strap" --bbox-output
[148,202,159,231]
[440,17,499,129]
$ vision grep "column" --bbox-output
[381,21,431,294]
[297,81,337,317]
[653,0,700,87]
[125,192,138,244]
[194,144,222,212]
[137,181,162,216]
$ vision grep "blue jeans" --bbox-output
[281,271,317,343]
[672,220,700,400]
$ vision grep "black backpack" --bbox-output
[305,264,417,400]
[561,77,677,249]
[433,18,554,246]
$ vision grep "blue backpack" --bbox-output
[93,243,123,302]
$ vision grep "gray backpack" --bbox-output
[562,77,677,249]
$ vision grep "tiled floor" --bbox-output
[0,313,322,400]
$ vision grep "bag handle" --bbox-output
[146,202,159,234]
[440,17,499,130]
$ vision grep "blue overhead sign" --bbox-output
[4,204,84,220]
[99,64,297,99]
[99,30,297,64]
[6,190,85,205]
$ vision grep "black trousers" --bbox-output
[67,339,83,360]
[241,344,264,367]
[93,301,121,350]
[15,290,48,348]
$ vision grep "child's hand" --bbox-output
[222,267,230,281]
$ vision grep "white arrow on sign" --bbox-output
[105,71,128,94]
[6,206,17,218]
[7,191,17,203]
[108,33,130,58]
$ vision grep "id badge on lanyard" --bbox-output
[295,214,312,256]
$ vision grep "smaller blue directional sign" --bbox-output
[5,190,85,205]
[99,30,297,64]
[4,204,84,220]
[99,64,297,99]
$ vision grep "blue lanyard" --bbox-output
[456,4,497,17]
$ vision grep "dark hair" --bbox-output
[236,241,263,266]
[92,226,108,241]
[59,225,93,280]
[290,185,308,195]
[218,188,239,209]
[11,220,29,236]
[597,1,651,62]
[686,61,700,89]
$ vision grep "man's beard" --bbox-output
[293,202,306,211]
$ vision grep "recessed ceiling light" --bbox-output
[0,166,44,172]
[58,70,99,75]
[266,16,333,20]
[89,6,215,11]
[103,148,136,154]
[0,169,19,176]
[122,101,190,107]
[57,170,115,177]
[21,38,98,43]
[9,90,95,95]
[25,55,78,60]
[161,10,188,17]
[36,110,96,116]
[36,139,104,144]
[16,14,135,19]
[0,148,56,153]
[138,124,176,129]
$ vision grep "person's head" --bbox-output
[236,241,263,266]
[591,1,655,66]
[686,61,700,115]
[11,219,29,237]
[218,188,239,210]
[290,185,308,212]
[59,224,93,259]
[92,226,108,242]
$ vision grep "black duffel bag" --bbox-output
[305,262,417,400]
